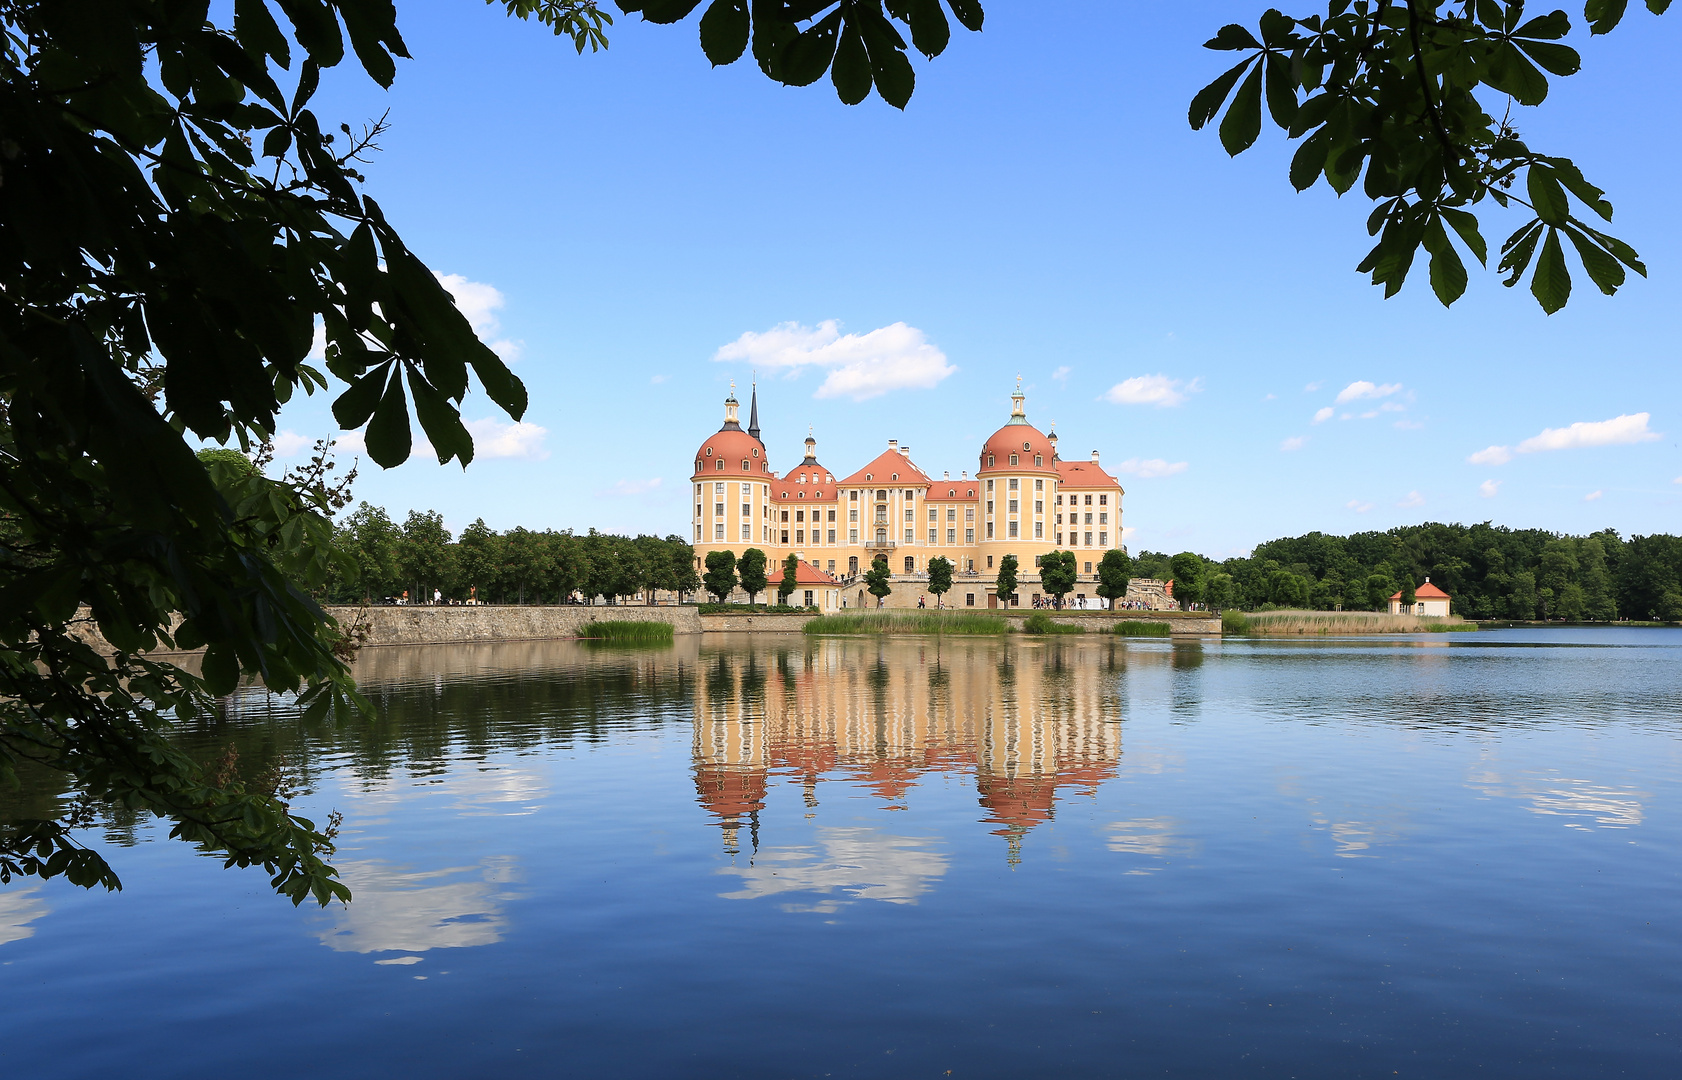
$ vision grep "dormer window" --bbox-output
[742,459,749,470]
[891,473,898,481]
[1010,454,1018,465]
[1035,455,1042,466]
[987,454,995,467]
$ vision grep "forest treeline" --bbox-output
[328,503,700,604]
[1133,522,1682,622]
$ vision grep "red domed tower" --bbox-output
[974,382,1058,603]
[692,385,773,561]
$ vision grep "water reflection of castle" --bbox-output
[693,640,1126,863]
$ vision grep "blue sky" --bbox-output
[268,1,1682,556]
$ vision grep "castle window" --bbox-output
[891,473,898,481]
[742,459,749,470]
[987,455,994,467]
[752,447,758,457]
[827,509,836,521]
[695,460,701,472]
[716,460,723,470]
[716,483,725,493]
[876,489,887,500]
[850,490,859,501]
[705,447,712,456]
[1034,522,1043,539]
[1023,441,1031,451]
[866,473,872,481]
[780,510,789,522]
[1099,494,1107,505]
[1009,454,1018,465]
[796,510,804,522]
[905,489,914,500]
[1035,479,1043,491]
[1034,455,1042,467]
[1085,494,1093,505]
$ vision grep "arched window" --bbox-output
[694,459,701,472]
[1034,455,1042,467]
[891,473,898,481]
[715,460,723,471]
[1010,454,1018,465]
[742,459,749,470]
[987,454,995,467]
[876,489,887,500]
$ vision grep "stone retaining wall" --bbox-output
[697,612,821,633]
[324,604,701,647]
[1001,611,1222,635]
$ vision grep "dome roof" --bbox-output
[978,423,1057,475]
[693,428,771,477]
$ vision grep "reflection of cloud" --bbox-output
[447,767,547,816]
[0,887,49,946]
[311,857,518,953]
[717,827,946,912]
[1105,817,1196,874]
[1468,770,1646,829]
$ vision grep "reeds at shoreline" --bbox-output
[579,620,675,643]
[1114,620,1173,637]
[803,611,1012,636]
[1224,610,1474,635]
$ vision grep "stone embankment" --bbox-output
[73,604,1219,654]
[324,604,702,646]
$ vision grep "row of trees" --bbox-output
[1137,523,1682,622]
[328,503,700,605]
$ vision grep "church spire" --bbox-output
[748,378,760,441]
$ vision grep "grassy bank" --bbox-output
[579,620,674,643]
[803,611,1012,636]
[1114,620,1173,637]
[1227,610,1474,635]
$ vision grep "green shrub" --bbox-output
[1115,620,1173,637]
[1221,610,1252,635]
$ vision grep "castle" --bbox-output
[691,383,1125,610]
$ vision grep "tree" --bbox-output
[669,539,702,603]
[337,502,403,602]
[1170,552,1205,609]
[1400,576,1417,609]
[995,554,1018,606]
[398,510,455,603]
[738,548,769,606]
[1191,2,1662,313]
[1096,549,1133,608]
[455,519,503,603]
[927,556,954,608]
[704,549,738,603]
[778,553,801,606]
[865,554,893,607]
[501,527,553,604]
[1038,550,1078,608]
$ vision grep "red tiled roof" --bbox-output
[839,447,931,486]
[693,428,771,477]
[1390,581,1450,600]
[977,423,1057,476]
[1055,459,1121,489]
[767,558,839,586]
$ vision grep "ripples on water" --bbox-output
[2,629,1680,1078]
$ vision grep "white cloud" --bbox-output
[1262,392,1277,401]
[1115,457,1188,478]
[1281,435,1307,451]
[1469,445,1514,466]
[1379,401,1407,413]
[1101,374,1200,408]
[271,430,313,458]
[1304,381,1324,392]
[435,273,523,363]
[600,478,663,497]
[1335,380,1403,404]
[1674,477,1682,485]
[465,417,548,461]
[1051,365,1071,385]
[1480,479,1501,498]
[1469,413,1660,467]
[650,374,668,384]
[1312,406,1334,424]
[1397,490,1425,508]
[1121,526,1138,543]
[308,320,327,362]
[1585,489,1604,501]
[1394,419,1424,430]
[1347,500,1373,513]
[712,320,955,401]
[1514,413,1661,454]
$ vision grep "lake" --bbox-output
[3,629,1680,1078]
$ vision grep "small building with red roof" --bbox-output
[765,558,842,611]
[1389,578,1452,617]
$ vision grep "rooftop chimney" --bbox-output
[900,444,910,456]
[1091,449,1101,464]
[888,439,898,451]
[944,471,950,480]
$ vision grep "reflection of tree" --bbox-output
[310,856,519,954]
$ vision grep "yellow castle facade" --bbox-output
[690,384,1125,609]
